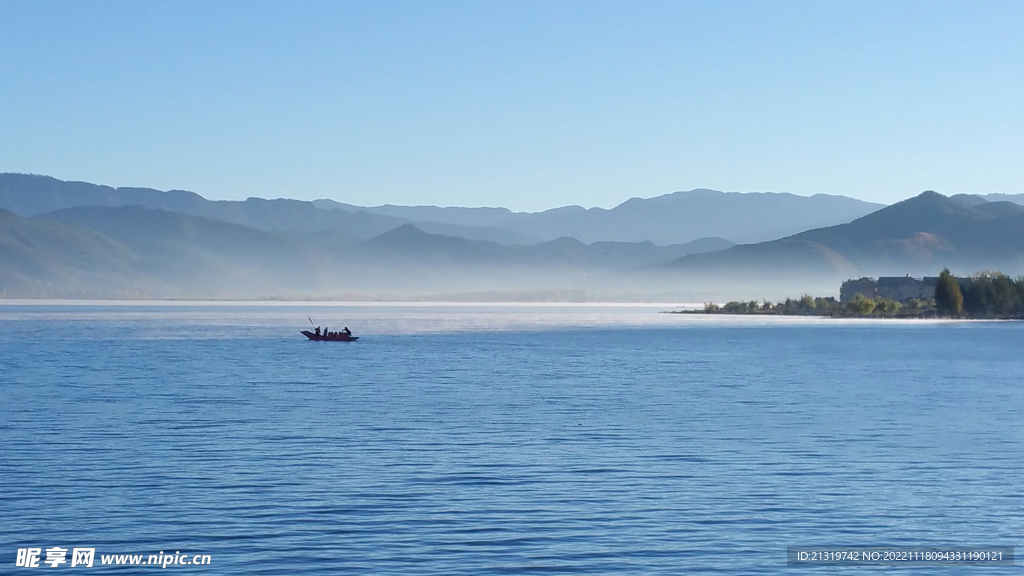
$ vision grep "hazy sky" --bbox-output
[2,1,1022,211]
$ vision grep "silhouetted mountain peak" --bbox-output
[373,223,429,240]
[981,192,1024,205]
[363,224,494,254]
[541,236,587,248]
[949,193,989,208]
[834,190,981,235]
[974,201,1024,218]
[537,205,588,215]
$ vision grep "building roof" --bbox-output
[877,276,922,286]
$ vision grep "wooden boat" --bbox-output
[301,330,359,342]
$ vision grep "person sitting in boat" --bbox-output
[342,327,351,336]
[315,326,321,336]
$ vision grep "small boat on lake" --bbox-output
[302,330,359,342]
[303,319,358,341]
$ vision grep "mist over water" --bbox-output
[2,303,1022,574]
[0,300,966,335]
[0,301,717,335]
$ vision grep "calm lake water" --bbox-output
[2,303,1022,574]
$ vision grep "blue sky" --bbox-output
[1,0,1022,210]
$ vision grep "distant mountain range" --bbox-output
[2,173,1022,300]
[0,174,537,245]
[1,174,885,245]
[647,191,1024,298]
[316,189,886,245]
[0,203,732,298]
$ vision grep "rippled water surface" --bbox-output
[2,303,1022,574]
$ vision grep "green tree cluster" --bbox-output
[875,298,902,315]
[722,300,760,313]
[934,268,964,317]
[905,297,934,310]
[961,272,1024,318]
[846,293,876,315]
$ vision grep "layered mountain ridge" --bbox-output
[1,174,883,245]
[1,173,1021,300]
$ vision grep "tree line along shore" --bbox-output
[683,269,1024,319]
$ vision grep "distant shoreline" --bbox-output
[0,299,703,308]
[669,309,941,319]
